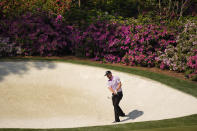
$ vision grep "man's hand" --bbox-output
[114,89,117,95]
[108,86,118,95]
[108,86,114,94]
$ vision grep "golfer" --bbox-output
[105,71,126,122]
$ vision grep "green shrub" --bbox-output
[0,0,72,18]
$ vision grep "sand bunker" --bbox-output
[0,61,197,128]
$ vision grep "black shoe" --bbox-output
[112,120,120,123]
[120,113,127,117]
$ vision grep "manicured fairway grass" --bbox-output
[0,57,197,131]
[132,125,197,131]
[0,114,197,131]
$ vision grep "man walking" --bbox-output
[105,71,126,123]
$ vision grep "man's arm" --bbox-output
[116,82,122,91]
[108,86,117,94]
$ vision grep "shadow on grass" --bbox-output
[121,109,144,122]
[0,61,57,82]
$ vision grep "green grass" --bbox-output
[0,56,197,131]
[131,125,197,131]
[1,114,197,131]
[135,125,197,131]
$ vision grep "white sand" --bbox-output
[0,61,197,128]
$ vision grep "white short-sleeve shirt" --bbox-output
[107,76,122,92]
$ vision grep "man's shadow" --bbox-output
[121,109,144,122]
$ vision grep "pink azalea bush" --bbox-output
[0,11,79,56]
[187,54,197,80]
[121,24,176,67]
[0,12,196,81]
[0,37,20,56]
[155,20,197,80]
[74,20,131,63]
[188,54,197,71]
[76,19,176,67]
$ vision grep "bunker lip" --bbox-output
[0,61,197,129]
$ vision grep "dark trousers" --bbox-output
[112,91,125,122]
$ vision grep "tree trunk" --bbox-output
[168,0,171,11]
[78,0,81,7]
[179,0,190,20]
[176,1,179,15]
[168,0,172,19]
[159,0,161,15]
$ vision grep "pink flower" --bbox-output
[139,38,144,43]
[55,15,63,23]
[160,62,165,70]
[86,52,90,56]
[187,54,197,70]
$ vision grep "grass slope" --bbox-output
[1,114,197,131]
[132,125,197,131]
